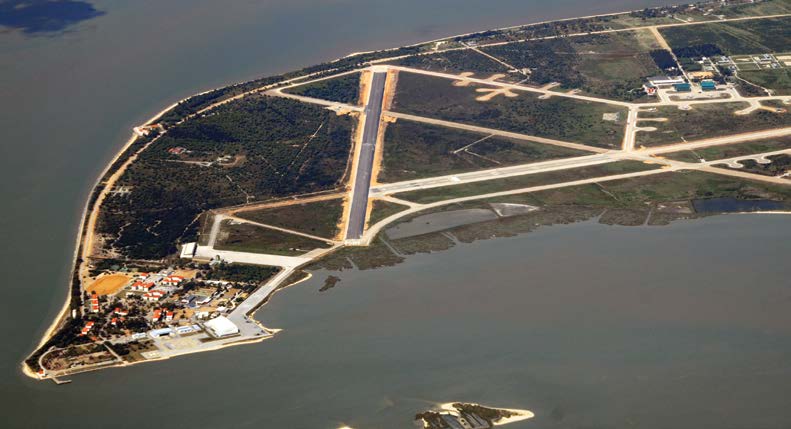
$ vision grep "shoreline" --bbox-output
[23,100,181,380]
[24,1,791,380]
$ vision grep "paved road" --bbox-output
[644,127,791,155]
[267,88,364,112]
[346,71,387,240]
[371,153,619,196]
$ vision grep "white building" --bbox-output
[203,316,239,338]
[648,75,686,86]
[180,242,197,259]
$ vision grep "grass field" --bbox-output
[661,136,791,162]
[739,69,791,95]
[519,169,791,211]
[720,0,791,17]
[368,199,410,225]
[235,198,345,239]
[635,103,791,147]
[86,274,132,296]
[283,72,361,105]
[394,161,659,204]
[215,221,331,256]
[481,30,662,102]
[391,72,626,148]
[660,17,791,55]
[378,119,589,182]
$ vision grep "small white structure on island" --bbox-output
[204,316,239,338]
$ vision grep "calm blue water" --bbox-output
[693,197,789,213]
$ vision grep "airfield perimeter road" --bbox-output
[346,71,387,240]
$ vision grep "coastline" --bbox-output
[24,1,791,379]
[23,101,180,379]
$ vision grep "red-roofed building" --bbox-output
[89,295,100,313]
[152,309,162,322]
[80,321,95,336]
[111,317,118,326]
[132,281,155,292]
[161,276,185,285]
[165,311,174,322]
[142,290,165,302]
[167,147,188,155]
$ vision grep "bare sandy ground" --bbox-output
[85,273,132,296]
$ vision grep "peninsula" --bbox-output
[24,0,791,391]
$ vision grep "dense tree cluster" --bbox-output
[285,73,361,104]
[650,49,678,70]
[203,263,279,284]
[673,44,724,59]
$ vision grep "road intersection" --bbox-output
[184,21,791,345]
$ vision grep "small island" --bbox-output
[23,0,791,381]
[416,403,534,428]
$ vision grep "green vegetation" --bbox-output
[203,262,279,283]
[442,1,767,47]
[283,72,361,105]
[660,17,791,55]
[721,0,791,17]
[662,136,791,162]
[99,95,353,259]
[312,167,791,278]
[636,103,791,147]
[215,220,330,256]
[368,199,410,225]
[386,49,513,79]
[720,154,791,176]
[482,30,662,101]
[379,120,589,182]
[310,237,405,271]
[235,198,344,239]
[395,161,659,204]
[739,69,791,95]
[392,72,626,148]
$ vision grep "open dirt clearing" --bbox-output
[86,273,132,296]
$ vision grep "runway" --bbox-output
[345,71,387,240]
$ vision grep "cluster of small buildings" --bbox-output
[75,267,249,356]
[80,321,95,336]
[129,273,185,303]
[151,309,175,323]
[88,293,100,313]
[643,75,718,96]
[110,307,128,327]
